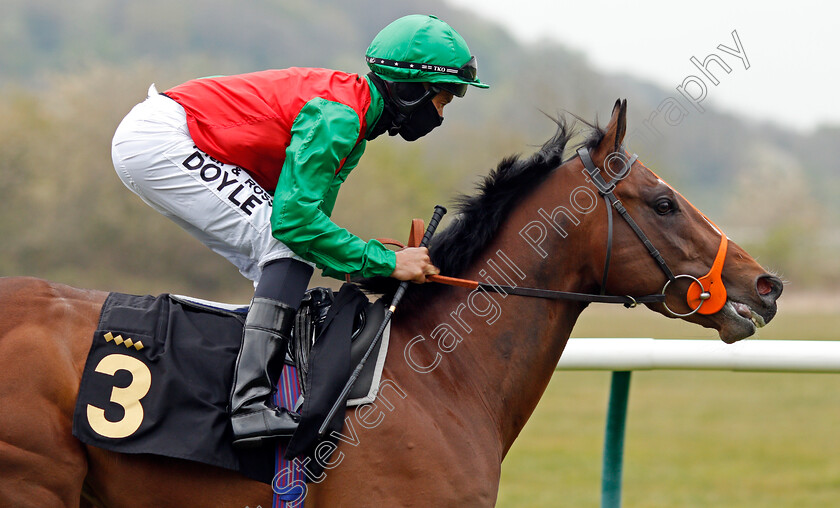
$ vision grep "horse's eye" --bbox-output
[654,198,674,215]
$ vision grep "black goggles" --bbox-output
[366,55,478,97]
[434,81,468,98]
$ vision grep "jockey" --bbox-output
[111,14,488,447]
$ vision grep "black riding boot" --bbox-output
[230,297,300,448]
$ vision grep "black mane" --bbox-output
[358,115,605,303]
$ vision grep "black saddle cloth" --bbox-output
[72,283,382,484]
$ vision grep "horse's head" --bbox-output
[578,99,783,343]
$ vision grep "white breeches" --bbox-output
[111,85,308,282]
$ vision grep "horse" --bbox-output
[0,99,782,507]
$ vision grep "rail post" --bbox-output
[601,370,632,508]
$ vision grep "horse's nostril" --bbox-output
[757,277,773,296]
[756,274,783,300]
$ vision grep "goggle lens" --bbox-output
[434,82,468,98]
[458,56,478,82]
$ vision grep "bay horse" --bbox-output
[0,100,782,507]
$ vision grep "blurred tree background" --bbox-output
[1,0,836,301]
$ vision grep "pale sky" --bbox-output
[446,0,838,132]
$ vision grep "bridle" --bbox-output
[577,146,728,317]
[425,147,729,317]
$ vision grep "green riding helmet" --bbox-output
[366,14,489,97]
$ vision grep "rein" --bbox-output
[426,274,662,307]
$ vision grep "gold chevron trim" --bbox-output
[103,332,145,351]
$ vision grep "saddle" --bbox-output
[174,285,388,406]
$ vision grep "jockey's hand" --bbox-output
[391,247,439,283]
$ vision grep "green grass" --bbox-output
[497,300,840,507]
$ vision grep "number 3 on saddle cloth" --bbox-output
[72,283,389,492]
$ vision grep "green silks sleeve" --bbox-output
[271,98,396,279]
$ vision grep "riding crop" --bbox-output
[318,205,447,438]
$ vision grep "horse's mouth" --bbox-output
[731,300,767,329]
[715,298,770,343]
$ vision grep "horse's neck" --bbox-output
[395,173,595,453]
[441,252,587,451]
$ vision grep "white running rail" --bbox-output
[556,338,840,373]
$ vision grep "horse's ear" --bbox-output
[594,99,628,163]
